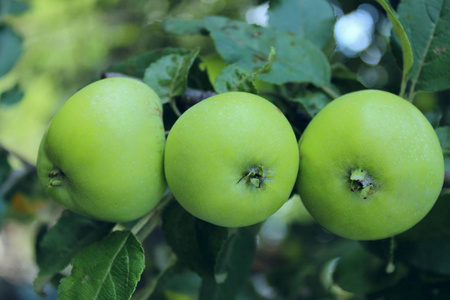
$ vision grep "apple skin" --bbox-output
[164,92,299,227]
[37,77,167,223]
[296,90,445,240]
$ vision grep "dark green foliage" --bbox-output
[162,201,228,278]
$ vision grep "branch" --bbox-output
[169,97,182,117]
[321,85,340,100]
[131,191,174,242]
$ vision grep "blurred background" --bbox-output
[0,0,448,299]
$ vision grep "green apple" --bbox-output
[164,92,299,227]
[36,77,167,223]
[296,90,445,240]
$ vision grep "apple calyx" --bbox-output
[350,168,375,199]
[46,168,66,188]
[238,164,265,188]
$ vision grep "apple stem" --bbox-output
[385,236,396,273]
[350,168,375,199]
[238,164,265,188]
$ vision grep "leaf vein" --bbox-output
[93,234,129,299]
[410,0,444,95]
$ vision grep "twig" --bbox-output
[399,74,408,99]
[131,191,174,242]
[169,97,182,117]
[321,85,340,100]
[131,256,178,300]
[385,236,396,273]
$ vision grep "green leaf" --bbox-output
[333,244,407,294]
[268,0,335,48]
[375,0,413,95]
[143,48,200,104]
[163,18,207,35]
[436,126,450,171]
[0,25,23,77]
[253,45,276,77]
[291,90,331,117]
[399,194,450,241]
[58,230,145,300]
[199,228,256,300]
[398,0,450,93]
[147,263,201,300]
[369,271,450,300]
[395,194,450,275]
[0,83,23,106]
[33,210,115,294]
[214,65,257,94]
[106,48,193,79]
[162,202,228,278]
[214,46,276,93]
[0,149,12,224]
[331,63,358,81]
[0,0,29,19]
[0,148,11,184]
[203,16,331,88]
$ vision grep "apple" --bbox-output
[164,92,299,227]
[296,90,445,240]
[36,77,167,223]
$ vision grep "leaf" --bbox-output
[148,264,201,300]
[106,48,193,79]
[331,63,358,81]
[0,83,23,106]
[436,126,450,171]
[143,48,200,104]
[291,90,331,117]
[214,46,275,93]
[0,148,11,184]
[375,0,414,87]
[33,210,115,294]
[398,0,450,93]
[369,271,450,300]
[214,65,257,94]
[187,58,215,92]
[394,194,450,275]
[0,25,23,77]
[253,45,276,77]
[333,244,407,294]
[58,230,145,300]
[268,0,335,48]
[0,0,29,20]
[199,228,256,300]
[163,18,207,35]
[0,149,11,223]
[203,16,331,88]
[162,202,228,278]
[399,194,450,241]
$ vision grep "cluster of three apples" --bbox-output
[37,78,444,241]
